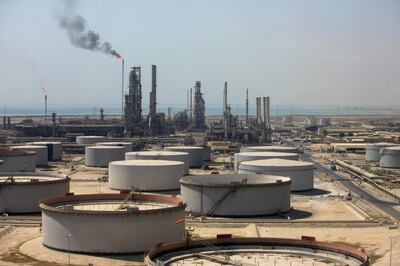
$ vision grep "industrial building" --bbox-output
[0,172,69,213]
[85,146,125,167]
[238,158,314,191]
[193,81,206,129]
[40,193,186,253]
[180,174,291,216]
[234,151,299,172]
[124,66,143,136]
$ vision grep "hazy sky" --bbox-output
[0,0,399,107]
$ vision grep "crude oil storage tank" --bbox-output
[40,193,186,253]
[238,158,314,191]
[0,150,36,172]
[234,152,299,172]
[109,160,185,191]
[379,146,400,168]
[11,145,48,166]
[96,142,132,153]
[76,136,105,145]
[180,174,291,216]
[164,146,204,167]
[145,236,369,266]
[85,146,125,167]
[241,145,299,153]
[0,172,69,213]
[125,151,190,174]
[31,142,62,161]
[365,143,395,162]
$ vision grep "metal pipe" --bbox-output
[121,59,124,117]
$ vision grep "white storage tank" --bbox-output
[180,174,291,216]
[164,146,204,167]
[85,146,125,167]
[379,146,400,168]
[109,160,185,191]
[40,193,186,253]
[125,151,190,174]
[96,142,133,153]
[365,142,395,162]
[76,136,106,145]
[0,172,69,213]
[241,145,299,153]
[11,145,48,166]
[234,152,299,172]
[238,159,314,191]
[31,141,62,161]
[0,150,36,172]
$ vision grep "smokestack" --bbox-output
[149,65,157,117]
[190,88,193,122]
[246,89,249,125]
[256,97,261,125]
[121,59,124,117]
[223,82,228,139]
[263,97,270,130]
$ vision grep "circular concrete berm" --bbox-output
[125,151,190,174]
[0,172,69,213]
[109,160,185,191]
[239,158,314,191]
[164,146,204,167]
[234,151,299,172]
[365,142,395,162]
[96,142,133,153]
[76,136,106,145]
[241,145,299,153]
[11,145,48,166]
[0,150,36,172]
[379,146,400,168]
[40,193,186,254]
[85,146,125,167]
[180,174,291,216]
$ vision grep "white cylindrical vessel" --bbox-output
[40,193,186,253]
[366,143,395,162]
[180,174,291,216]
[239,159,314,191]
[241,145,299,153]
[0,173,69,213]
[109,160,185,191]
[11,145,48,166]
[85,146,125,167]
[76,136,106,145]
[0,150,36,172]
[164,146,204,167]
[96,142,133,153]
[125,151,190,174]
[31,142,62,161]
[379,146,400,168]
[234,152,299,172]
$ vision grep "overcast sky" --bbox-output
[0,0,399,107]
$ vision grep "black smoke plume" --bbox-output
[58,0,121,58]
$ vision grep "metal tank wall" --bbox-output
[379,146,400,168]
[85,146,125,167]
[31,142,62,161]
[96,142,133,153]
[125,151,190,174]
[164,146,204,167]
[76,136,106,145]
[234,152,299,172]
[11,145,48,166]
[109,160,185,191]
[0,153,36,172]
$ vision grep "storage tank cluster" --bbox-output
[109,160,185,191]
[40,193,186,253]
[85,146,125,167]
[234,151,299,172]
[0,172,69,213]
[238,159,314,191]
[76,136,106,145]
[365,142,395,162]
[164,146,205,167]
[180,174,291,216]
[379,146,400,168]
[126,151,190,174]
[11,145,48,166]
[0,150,36,172]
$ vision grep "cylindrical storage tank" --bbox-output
[379,146,400,168]
[0,173,69,213]
[109,160,185,191]
[234,152,299,172]
[164,146,204,167]
[241,145,299,153]
[96,142,133,153]
[40,193,186,253]
[125,151,190,175]
[238,159,314,191]
[180,174,291,216]
[76,136,106,145]
[31,142,62,161]
[0,150,36,172]
[366,143,395,162]
[11,145,48,166]
[85,146,125,167]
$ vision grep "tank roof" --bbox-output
[237,151,298,157]
[180,174,290,187]
[11,145,47,149]
[31,141,61,145]
[127,151,189,156]
[86,146,125,150]
[241,158,314,167]
[0,173,67,185]
[112,159,184,166]
[244,145,297,150]
[0,149,36,156]
[166,146,203,150]
[384,146,400,151]
[77,135,105,138]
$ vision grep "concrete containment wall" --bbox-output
[164,146,204,167]
[85,146,125,167]
[180,174,291,216]
[11,145,48,166]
